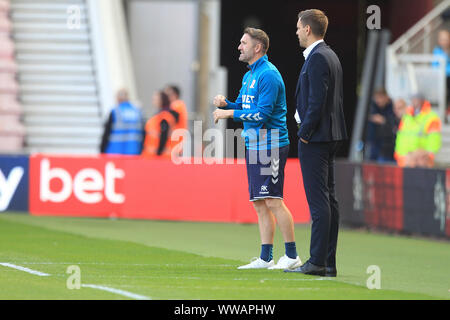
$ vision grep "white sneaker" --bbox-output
[237,257,274,269]
[268,255,302,270]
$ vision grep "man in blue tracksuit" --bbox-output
[213,27,301,270]
[100,89,144,155]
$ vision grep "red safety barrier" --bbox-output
[362,164,404,231]
[447,169,450,237]
[29,154,310,224]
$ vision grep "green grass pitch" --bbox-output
[0,212,448,300]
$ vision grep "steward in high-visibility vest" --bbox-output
[142,91,180,158]
[165,85,188,156]
[100,89,144,155]
[171,99,188,132]
[394,99,442,167]
[165,85,188,132]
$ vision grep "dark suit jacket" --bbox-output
[296,42,348,142]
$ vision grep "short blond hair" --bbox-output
[244,27,270,54]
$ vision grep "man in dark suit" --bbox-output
[285,9,347,277]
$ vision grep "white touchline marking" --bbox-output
[1,262,152,299]
[17,262,234,267]
[0,263,50,277]
[81,284,151,300]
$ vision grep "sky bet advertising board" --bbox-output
[0,155,29,213]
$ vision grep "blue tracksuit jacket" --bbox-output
[223,55,290,150]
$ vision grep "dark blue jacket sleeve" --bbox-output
[298,54,329,141]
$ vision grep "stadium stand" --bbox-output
[386,0,450,166]
[9,0,102,154]
[0,0,25,152]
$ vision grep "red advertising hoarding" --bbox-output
[29,155,126,218]
[29,155,310,224]
[447,169,450,237]
[362,164,403,231]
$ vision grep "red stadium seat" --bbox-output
[0,95,22,115]
[0,115,25,152]
[0,0,24,152]
[0,114,22,125]
[0,37,14,58]
[0,19,12,33]
[0,58,17,73]
[0,0,10,14]
[0,136,25,152]
[0,74,18,94]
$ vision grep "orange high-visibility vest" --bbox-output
[142,110,177,158]
[394,101,441,167]
[171,99,188,131]
[170,100,188,156]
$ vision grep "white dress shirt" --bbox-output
[303,39,324,60]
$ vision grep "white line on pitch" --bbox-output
[0,262,151,300]
[17,262,234,267]
[0,263,50,277]
[81,284,151,300]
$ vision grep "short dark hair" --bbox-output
[244,27,270,54]
[159,91,171,109]
[373,87,388,96]
[166,85,181,98]
[298,9,329,38]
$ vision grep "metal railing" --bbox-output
[386,0,450,121]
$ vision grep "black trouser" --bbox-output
[298,140,342,268]
[447,76,450,107]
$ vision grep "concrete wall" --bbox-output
[126,0,199,118]
[88,0,138,118]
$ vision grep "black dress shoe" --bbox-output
[284,260,326,276]
[325,267,337,277]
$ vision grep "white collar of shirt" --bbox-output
[303,39,324,60]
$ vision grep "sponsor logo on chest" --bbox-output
[242,94,255,109]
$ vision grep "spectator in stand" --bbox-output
[100,89,144,155]
[374,98,407,164]
[389,97,407,136]
[142,90,180,158]
[365,88,396,163]
[393,98,407,122]
[432,29,450,114]
[394,93,442,168]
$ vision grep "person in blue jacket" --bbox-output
[100,89,145,155]
[432,29,450,112]
[213,27,301,271]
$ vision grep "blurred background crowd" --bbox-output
[0,0,449,169]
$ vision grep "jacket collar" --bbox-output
[118,101,132,108]
[248,54,268,71]
[406,100,432,116]
[303,39,324,60]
